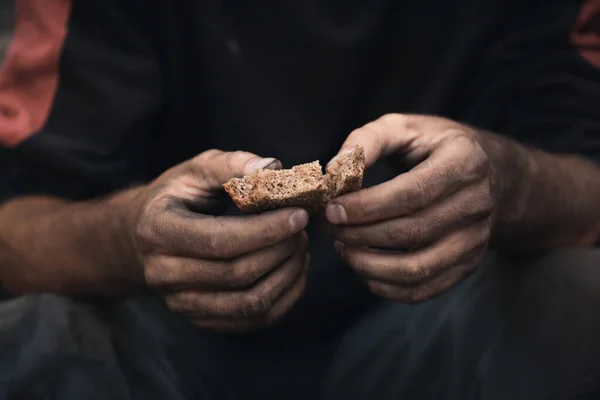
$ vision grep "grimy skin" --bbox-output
[2,114,600,331]
[325,114,600,304]
[0,150,310,333]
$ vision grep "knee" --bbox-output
[514,248,600,308]
[0,294,115,362]
[0,294,133,399]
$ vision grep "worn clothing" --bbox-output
[1,1,600,319]
[1,1,600,321]
[1,1,600,399]
[2,251,600,400]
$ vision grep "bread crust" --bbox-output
[324,146,365,200]
[223,147,365,214]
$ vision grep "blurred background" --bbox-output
[0,0,13,65]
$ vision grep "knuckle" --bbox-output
[228,261,260,288]
[195,149,222,163]
[165,294,189,314]
[469,182,496,218]
[262,313,283,328]
[469,220,492,249]
[368,281,430,304]
[220,235,238,258]
[241,292,272,316]
[132,195,173,252]
[255,312,283,331]
[459,138,490,180]
[205,223,236,258]
[379,113,405,126]
[367,281,390,299]
[384,264,405,284]
[346,253,370,275]
[201,232,222,256]
[404,258,428,283]
[405,177,433,211]
[358,124,383,147]
[481,181,496,212]
[265,295,298,326]
[474,225,492,249]
[133,216,159,252]
[368,282,386,298]
[396,222,423,249]
[379,113,418,133]
[187,149,228,179]
[187,152,212,174]
[441,136,488,183]
[133,222,152,248]
[405,224,423,249]
[225,151,247,171]
[143,256,167,286]
[402,289,430,305]
[471,150,491,178]
[472,239,489,258]
[480,224,492,245]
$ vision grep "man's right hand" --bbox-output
[127,150,310,333]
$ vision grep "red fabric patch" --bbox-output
[570,0,600,69]
[0,0,72,148]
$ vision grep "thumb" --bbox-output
[186,150,282,192]
[326,114,417,172]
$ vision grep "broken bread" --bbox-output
[223,161,328,214]
[325,147,365,200]
[223,146,365,213]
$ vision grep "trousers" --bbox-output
[1,249,600,400]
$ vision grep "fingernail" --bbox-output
[244,158,281,174]
[263,159,282,170]
[290,209,309,232]
[299,231,309,250]
[326,204,348,224]
[326,148,355,170]
[334,241,344,255]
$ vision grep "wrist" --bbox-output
[108,185,149,287]
[478,131,526,214]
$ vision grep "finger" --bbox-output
[332,184,494,249]
[139,205,309,258]
[165,247,307,318]
[326,135,490,225]
[145,232,306,290]
[327,114,420,170]
[366,254,481,304]
[190,259,309,333]
[184,150,282,192]
[337,221,490,285]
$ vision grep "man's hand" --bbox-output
[128,150,310,332]
[325,114,496,304]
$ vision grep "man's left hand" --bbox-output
[326,114,497,304]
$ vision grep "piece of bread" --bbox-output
[223,146,365,214]
[223,161,328,214]
[324,147,365,200]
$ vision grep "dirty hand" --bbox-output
[326,114,496,304]
[128,150,309,332]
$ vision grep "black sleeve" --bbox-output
[0,1,162,202]
[458,0,600,165]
